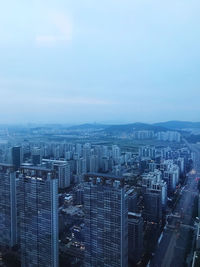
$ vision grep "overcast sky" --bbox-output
[0,0,200,124]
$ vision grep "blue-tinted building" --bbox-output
[143,188,162,223]
[128,212,143,264]
[12,146,21,171]
[84,173,128,267]
[0,164,17,247]
[18,167,59,267]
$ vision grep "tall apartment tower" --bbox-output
[143,188,162,223]
[0,164,17,247]
[127,188,138,213]
[18,166,59,267]
[84,173,128,267]
[53,161,70,188]
[32,147,41,166]
[128,212,143,264]
[11,146,21,170]
[42,159,71,189]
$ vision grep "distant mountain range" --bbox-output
[7,121,199,135]
[153,121,200,129]
[104,123,166,134]
[66,121,200,134]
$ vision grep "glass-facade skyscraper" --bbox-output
[84,173,128,267]
[18,166,59,267]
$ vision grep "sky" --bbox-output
[0,0,200,124]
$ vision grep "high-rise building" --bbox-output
[42,159,71,188]
[76,157,87,177]
[18,166,59,267]
[101,157,109,172]
[84,173,128,267]
[12,146,21,170]
[142,171,167,209]
[128,212,143,264]
[127,188,138,213]
[32,147,41,166]
[54,162,70,188]
[89,155,99,173]
[0,164,17,247]
[76,143,83,157]
[175,157,185,174]
[156,131,181,143]
[73,184,84,205]
[143,188,162,223]
[112,164,122,176]
[162,161,179,194]
[112,145,121,164]
[139,146,156,159]
[83,143,91,172]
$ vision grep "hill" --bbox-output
[104,122,167,134]
[153,121,200,130]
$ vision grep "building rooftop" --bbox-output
[85,172,124,181]
[42,159,68,164]
[20,166,53,172]
[128,212,142,217]
[20,166,56,179]
[0,163,14,168]
[85,172,125,187]
[0,163,15,171]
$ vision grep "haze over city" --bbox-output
[2,2,200,267]
[1,0,200,124]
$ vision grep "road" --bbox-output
[150,143,200,267]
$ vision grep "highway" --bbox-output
[150,143,200,267]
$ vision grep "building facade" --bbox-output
[12,146,21,170]
[0,164,17,247]
[128,212,143,264]
[143,188,162,223]
[18,167,58,267]
[84,173,128,267]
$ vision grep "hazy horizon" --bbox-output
[0,120,200,127]
[1,0,200,124]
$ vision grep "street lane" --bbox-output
[150,143,200,267]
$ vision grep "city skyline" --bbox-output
[1,1,200,266]
[1,0,200,124]
[0,124,199,266]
